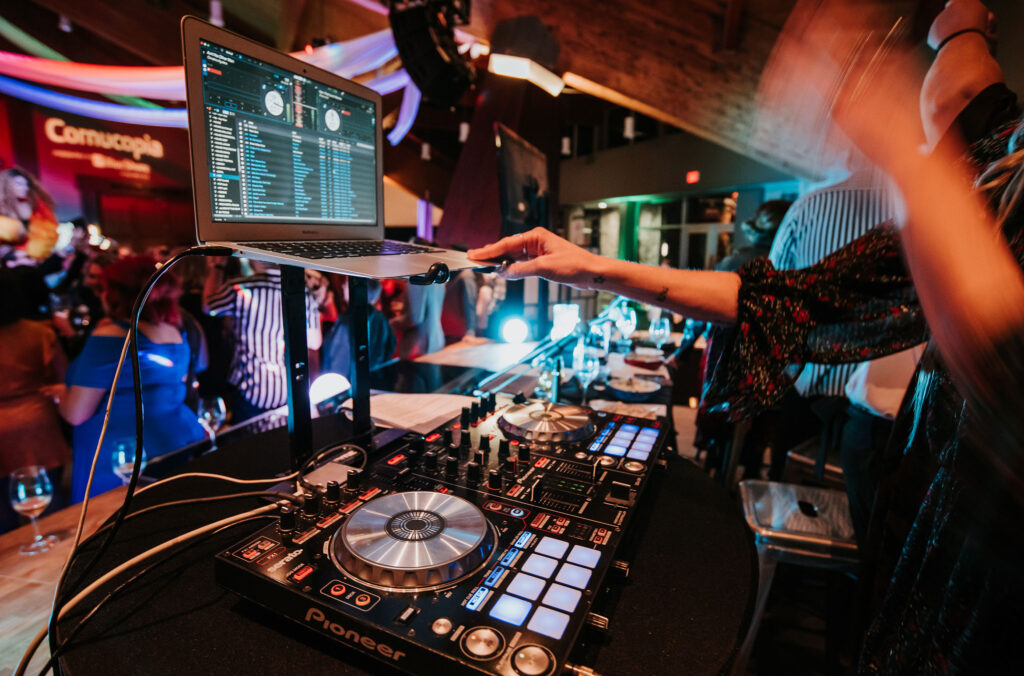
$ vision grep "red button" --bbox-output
[354,593,372,607]
[329,583,347,597]
[425,432,441,442]
[387,454,406,466]
[436,486,449,494]
[291,565,314,582]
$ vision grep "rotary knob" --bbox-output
[445,455,460,479]
[479,435,491,452]
[346,469,363,493]
[325,480,341,504]
[423,451,438,471]
[517,442,531,463]
[466,462,482,484]
[487,469,503,491]
[278,505,297,533]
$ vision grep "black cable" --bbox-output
[41,514,277,675]
[47,245,234,669]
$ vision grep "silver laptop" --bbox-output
[181,16,480,279]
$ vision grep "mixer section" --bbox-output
[215,394,669,675]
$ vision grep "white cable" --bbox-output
[15,502,282,675]
[135,470,300,496]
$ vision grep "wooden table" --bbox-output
[0,488,126,674]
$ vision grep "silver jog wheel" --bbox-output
[331,491,495,592]
[498,401,595,444]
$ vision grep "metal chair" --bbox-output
[731,480,859,675]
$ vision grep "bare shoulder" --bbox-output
[92,321,128,338]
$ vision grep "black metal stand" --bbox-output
[280,266,375,471]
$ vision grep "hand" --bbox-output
[52,310,74,338]
[928,0,992,49]
[468,228,601,288]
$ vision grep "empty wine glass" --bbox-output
[573,340,601,407]
[614,306,637,350]
[111,439,147,484]
[649,317,672,351]
[9,466,58,555]
[199,396,228,448]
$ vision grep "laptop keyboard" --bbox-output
[244,240,437,260]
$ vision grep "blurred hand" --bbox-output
[40,383,67,404]
[928,0,992,49]
[52,310,74,338]
[468,228,601,288]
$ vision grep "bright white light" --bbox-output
[598,202,608,209]
[550,304,580,340]
[487,54,565,97]
[310,372,351,404]
[501,317,529,344]
[660,242,669,257]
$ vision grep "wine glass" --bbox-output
[199,396,228,448]
[614,306,637,351]
[573,340,602,407]
[649,317,672,352]
[111,439,147,484]
[9,466,58,555]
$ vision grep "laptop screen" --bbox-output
[198,39,378,227]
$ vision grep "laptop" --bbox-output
[181,16,481,279]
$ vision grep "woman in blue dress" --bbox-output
[58,255,205,502]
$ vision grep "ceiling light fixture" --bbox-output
[487,16,564,97]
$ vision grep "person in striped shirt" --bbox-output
[204,260,322,422]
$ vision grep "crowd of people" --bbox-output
[0,214,516,528]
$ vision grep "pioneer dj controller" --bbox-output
[215,394,668,675]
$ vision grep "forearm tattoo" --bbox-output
[593,274,605,284]
[655,287,668,302]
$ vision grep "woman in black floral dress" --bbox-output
[470,1,1024,670]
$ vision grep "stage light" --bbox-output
[487,17,564,97]
[598,202,608,209]
[501,317,529,344]
[310,372,351,405]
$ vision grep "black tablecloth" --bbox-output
[57,415,756,676]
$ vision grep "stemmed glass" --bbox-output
[9,466,58,555]
[111,439,147,484]
[199,396,228,448]
[613,306,637,351]
[573,339,602,407]
[649,317,672,352]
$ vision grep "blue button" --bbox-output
[566,545,601,568]
[500,548,520,566]
[510,508,525,518]
[514,531,534,548]
[484,566,506,587]
[489,593,532,626]
[521,553,558,578]
[506,572,546,601]
[619,424,640,433]
[535,536,569,559]
[555,563,592,589]
[638,429,658,439]
[527,606,570,639]
[627,449,651,461]
[466,587,490,611]
[604,445,627,457]
[542,583,582,612]
[588,442,602,452]
[631,441,654,452]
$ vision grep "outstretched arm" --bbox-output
[468,229,741,325]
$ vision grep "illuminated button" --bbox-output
[620,424,640,433]
[521,553,558,578]
[327,582,347,597]
[510,507,526,518]
[588,442,602,452]
[485,566,507,587]
[604,445,627,457]
[512,645,554,676]
[466,587,490,611]
[431,617,453,635]
[626,449,651,461]
[463,626,504,658]
[535,536,569,559]
[542,583,582,612]
[567,545,601,568]
[623,460,646,472]
[506,572,546,601]
[290,565,314,582]
[489,593,532,626]
[425,432,442,443]
[386,453,406,466]
[631,441,654,452]
[527,606,570,640]
[500,548,521,566]
[638,428,658,437]
[514,531,534,548]
[555,563,592,589]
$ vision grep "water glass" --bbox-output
[9,466,58,555]
[199,396,229,448]
[111,439,147,484]
[573,340,602,407]
[649,317,671,351]
[613,306,637,349]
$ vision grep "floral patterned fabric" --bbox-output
[702,96,1024,672]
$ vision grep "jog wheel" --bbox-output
[498,401,595,444]
[331,491,495,592]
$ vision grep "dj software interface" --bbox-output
[199,39,378,225]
